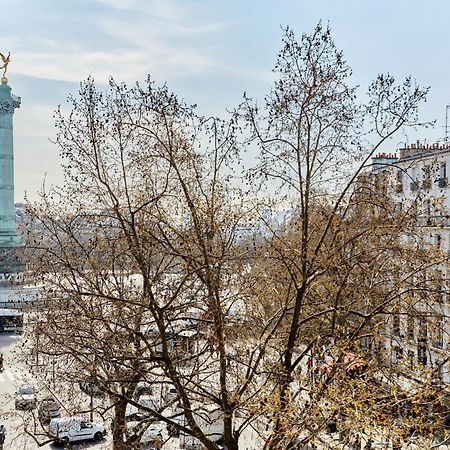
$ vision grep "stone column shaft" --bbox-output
[0,81,20,247]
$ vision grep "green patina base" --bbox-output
[0,244,24,275]
[0,232,22,247]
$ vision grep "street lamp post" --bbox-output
[52,357,55,388]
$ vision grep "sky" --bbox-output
[3,0,450,201]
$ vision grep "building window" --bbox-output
[360,336,373,351]
[434,269,444,303]
[425,199,431,217]
[411,167,418,191]
[418,271,428,300]
[407,315,415,340]
[436,364,443,380]
[422,165,432,190]
[394,345,404,361]
[418,345,427,366]
[432,316,444,349]
[438,162,448,188]
[418,317,428,341]
[393,310,400,336]
[407,350,415,369]
[396,170,403,193]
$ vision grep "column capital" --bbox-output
[0,84,20,114]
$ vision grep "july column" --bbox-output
[0,77,21,247]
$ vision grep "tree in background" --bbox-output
[21,22,447,450]
[240,23,445,448]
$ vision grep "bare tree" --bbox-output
[239,23,445,449]
[23,78,255,450]
[21,23,447,450]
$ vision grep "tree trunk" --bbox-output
[112,398,127,450]
[222,413,239,450]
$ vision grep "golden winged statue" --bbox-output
[0,52,11,78]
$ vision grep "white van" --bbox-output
[49,417,106,444]
[177,406,224,446]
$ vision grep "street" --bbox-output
[0,333,112,449]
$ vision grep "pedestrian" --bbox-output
[0,424,6,448]
[153,435,162,450]
[353,434,361,449]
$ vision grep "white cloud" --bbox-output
[3,0,236,85]
[10,47,218,85]
[94,0,191,21]
[1,0,268,200]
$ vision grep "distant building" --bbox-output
[368,143,450,382]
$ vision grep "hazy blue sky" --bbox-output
[3,0,450,200]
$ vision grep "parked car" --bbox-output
[49,417,106,445]
[138,395,157,411]
[181,435,203,450]
[168,402,184,437]
[140,424,163,447]
[133,381,153,401]
[167,422,180,437]
[164,385,178,403]
[38,397,60,423]
[125,395,156,423]
[126,421,164,448]
[79,380,103,397]
[125,411,149,422]
[178,406,224,445]
[15,384,37,410]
